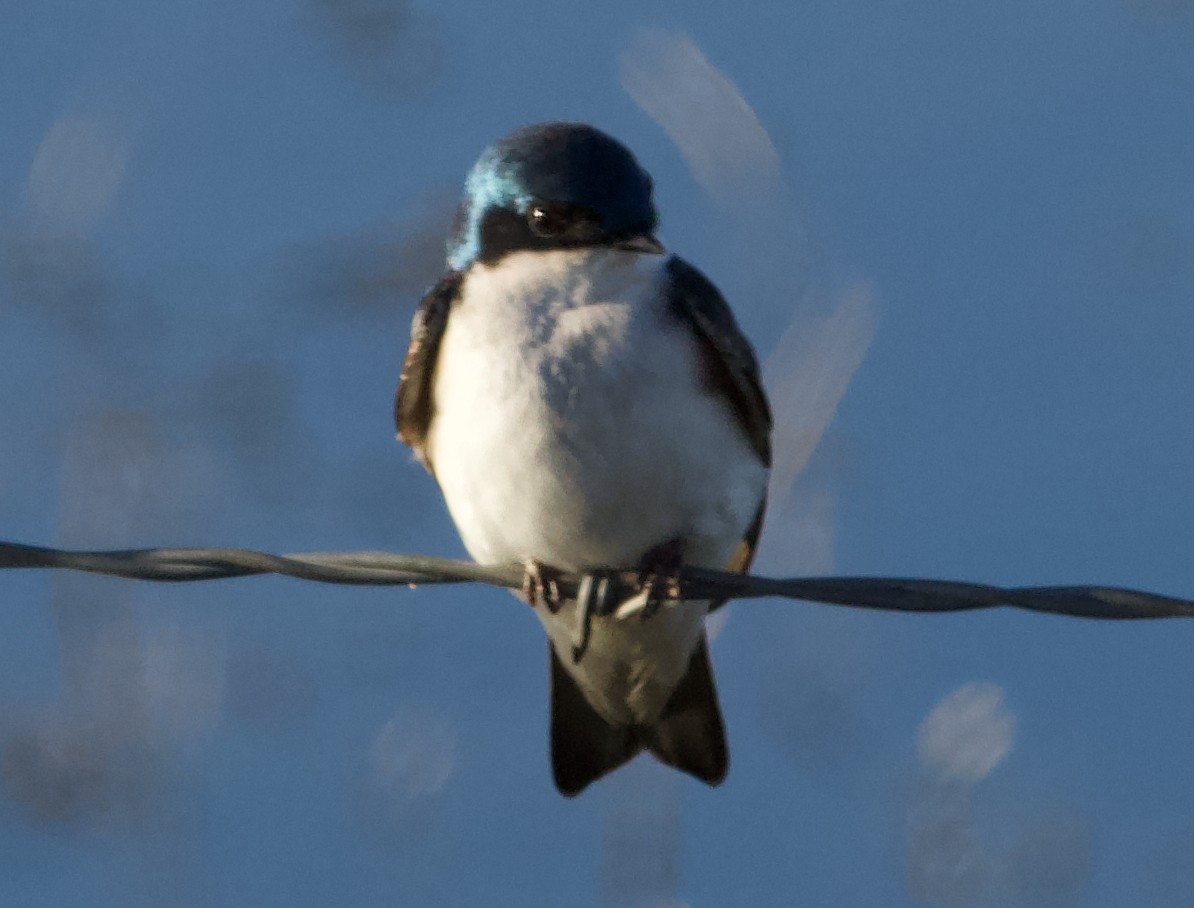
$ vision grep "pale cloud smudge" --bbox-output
[763,283,875,520]
[370,706,457,801]
[907,684,1090,907]
[907,683,1016,905]
[917,682,1015,783]
[620,28,782,207]
[27,114,130,233]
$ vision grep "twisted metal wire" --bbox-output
[3,540,1192,620]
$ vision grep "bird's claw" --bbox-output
[636,537,685,622]
[571,571,615,664]
[535,539,686,663]
[522,561,564,613]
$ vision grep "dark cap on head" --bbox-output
[447,122,659,269]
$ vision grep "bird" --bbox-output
[395,122,771,796]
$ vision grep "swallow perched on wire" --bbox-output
[395,122,771,795]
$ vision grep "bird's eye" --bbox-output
[527,203,570,238]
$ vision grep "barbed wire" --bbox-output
[3,539,1193,620]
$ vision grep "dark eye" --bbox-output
[527,203,570,238]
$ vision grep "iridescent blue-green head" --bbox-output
[446,122,662,271]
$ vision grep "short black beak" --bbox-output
[615,233,665,255]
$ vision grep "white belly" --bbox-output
[426,248,767,723]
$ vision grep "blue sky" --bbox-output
[2,1,1193,905]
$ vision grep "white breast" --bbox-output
[426,247,767,723]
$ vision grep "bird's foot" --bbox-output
[571,570,618,664]
[522,561,565,613]
[635,537,686,622]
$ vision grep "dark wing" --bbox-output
[665,256,772,581]
[665,257,771,464]
[394,271,464,472]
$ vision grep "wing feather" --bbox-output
[665,257,771,465]
[665,256,771,583]
[394,271,464,471]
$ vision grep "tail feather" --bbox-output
[644,635,728,785]
[549,646,641,796]
[548,634,728,796]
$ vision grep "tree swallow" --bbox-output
[395,122,772,795]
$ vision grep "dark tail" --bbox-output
[548,635,728,796]
[549,646,640,796]
[643,635,728,785]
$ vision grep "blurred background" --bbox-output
[1,1,1192,905]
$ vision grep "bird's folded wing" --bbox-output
[394,271,464,472]
[664,257,772,581]
[664,257,772,465]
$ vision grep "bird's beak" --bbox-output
[615,233,665,255]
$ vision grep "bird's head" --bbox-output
[447,122,662,270]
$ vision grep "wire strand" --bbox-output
[3,540,1192,620]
